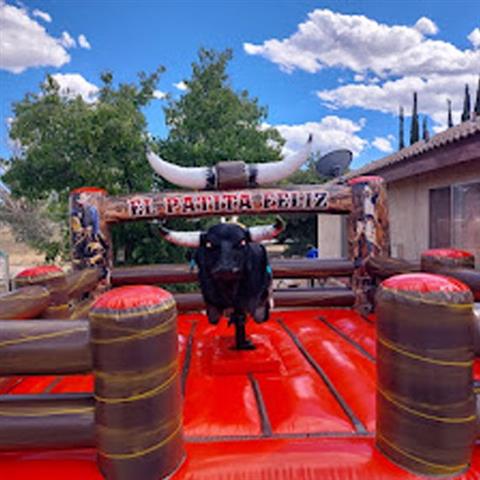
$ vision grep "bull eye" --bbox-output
[206,241,213,249]
[239,239,247,247]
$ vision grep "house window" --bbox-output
[429,182,480,252]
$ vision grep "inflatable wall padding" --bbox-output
[421,248,475,271]
[376,273,476,476]
[0,285,50,320]
[90,286,184,480]
[15,266,69,319]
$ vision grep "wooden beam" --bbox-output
[65,268,102,300]
[0,286,50,320]
[103,184,353,223]
[0,393,94,450]
[366,256,420,280]
[0,320,92,375]
[111,258,354,286]
[173,288,355,311]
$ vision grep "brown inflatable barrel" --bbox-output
[90,286,184,480]
[0,285,50,319]
[421,248,475,271]
[376,273,475,476]
[15,265,69,319]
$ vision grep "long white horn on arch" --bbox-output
[147,150,214,190]
[252,134,313,186]
[249,217,285,243]
[155,224,202,248]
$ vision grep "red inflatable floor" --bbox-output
[1,308,479,479]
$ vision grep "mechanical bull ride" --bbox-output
[157,219,284,350]
[1,137,480,480]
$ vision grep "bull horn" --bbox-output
[252,134,313,186]
[249,217,285,243]
[147,150,215,190]
[153,223,202,248]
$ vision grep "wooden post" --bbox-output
[348,176,390,315]
[69,187,112,274]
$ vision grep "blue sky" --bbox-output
[0,0,479,171]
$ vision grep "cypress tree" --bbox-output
[461,84,471,122]
[474,76,480,117]
[410,91,419,144]
[447,99,453,128]
[399,106,405,150]
[422,116,429,141]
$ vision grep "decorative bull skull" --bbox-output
[147,135,313,190]
[155,217,285,248]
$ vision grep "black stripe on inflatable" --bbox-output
[181,321,198,396]
[317,316,376,363]
[248,373,272,437]
[186,431,373,443]
[277,318,368,434]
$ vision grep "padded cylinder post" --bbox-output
[422,249,480,353]
[348,176,390,315]
[90,286,184,480]
[376,273,475,476]
[15,265,69,319]
[421,248,475,271]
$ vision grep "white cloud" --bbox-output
[60,31,76,48]
[372,136,394,153]
[78,34,91,49]
[468,28,480,49]
[50,73,99,102]
[32,8,51,23]
[413,17,438,36]
[244,10,479,78]
[274,115,368,158]
[317,73,478,129]
[173,81,187,91]
[0,1,70,73]
[153,90,166,99]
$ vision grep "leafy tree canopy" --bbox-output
[3,68,164,202]
[157,48,284,172]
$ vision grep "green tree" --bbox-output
[158,48,283,172]
[409,92,419,144]
[474,76,480,117]
[447,99,453,128]
[2,68,165,262]
[422,116,429,141]
[461,84,471,122]
[398,106,405,150]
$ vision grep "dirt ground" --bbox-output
[0,226,45,291]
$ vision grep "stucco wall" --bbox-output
[388,160,480,262]
[317,214,346,258]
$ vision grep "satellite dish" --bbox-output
[315,149,352,179]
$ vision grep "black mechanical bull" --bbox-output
[156,219,284,349]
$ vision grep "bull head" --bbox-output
[154,217,284,248]
[147,136,313,190]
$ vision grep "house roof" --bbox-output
[346,118,480,180]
